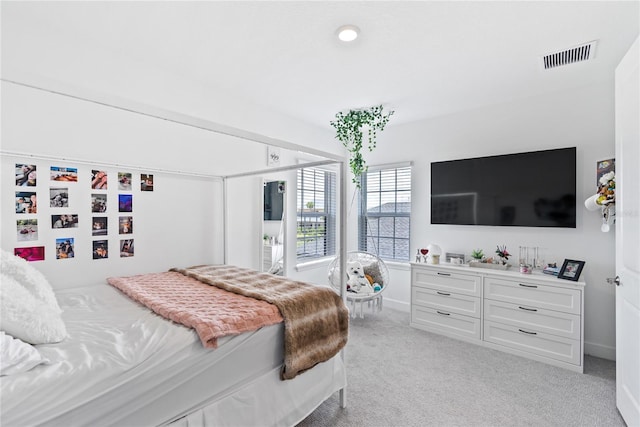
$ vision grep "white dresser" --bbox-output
[411,263,585,372]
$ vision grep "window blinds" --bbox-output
[359,166,411,261]
[296,168,336,260]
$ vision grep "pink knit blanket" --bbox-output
[107,271,283,348]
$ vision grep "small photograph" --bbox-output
[93,240,109,259]
[119,216,133,234]
[597,158,615,186]
[92,217,108,236]
[14,246,45,262]
[141,174,154,191]
[55,238,75,259]
[15,164,37,186]
[50,187,69,207]
[17,219,38,242]
[50,166,78,182]
[120,239,134,257]
[118,172,132,191]
[119,194,133,212]
[91,194,107,213]
[91,170,108,190]
[15,192,37,214]
[52,214,79,229]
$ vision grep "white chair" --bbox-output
[327,251,390,318]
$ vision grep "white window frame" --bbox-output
[358,163,412,262]
[296,167,336,261]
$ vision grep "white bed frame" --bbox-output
[1,76,350,421]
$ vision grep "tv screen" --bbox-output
[431,147,576,228]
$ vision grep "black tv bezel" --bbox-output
[430,147,577,228]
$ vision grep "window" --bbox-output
[297,168,336,261]
[359,165,411,261]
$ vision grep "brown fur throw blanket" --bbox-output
[171,264,349,380]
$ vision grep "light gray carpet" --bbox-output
[297,308,623,427]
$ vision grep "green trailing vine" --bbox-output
[330,105,394,187]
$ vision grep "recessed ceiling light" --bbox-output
[337,25,359,42]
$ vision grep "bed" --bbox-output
[1,62,351,426]
[1,256,349,427]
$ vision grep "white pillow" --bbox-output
[0,331,49,376]
[1,250,61,313]
[0,273,67,344]
[1,250,67,344]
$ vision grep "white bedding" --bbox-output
[1,284,346,427]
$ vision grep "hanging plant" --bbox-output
[330,105,394,187]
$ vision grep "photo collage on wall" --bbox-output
[12,161,154,261]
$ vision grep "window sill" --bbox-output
[295,257,334,272]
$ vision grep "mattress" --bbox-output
[1,284,346,427]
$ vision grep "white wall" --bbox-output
[225,176,263,269]
[0,82,314,178]
[358,82,617,359]
[2,155,220,290]
[1,83,227,289]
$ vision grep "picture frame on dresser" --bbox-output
[558,259,585,281]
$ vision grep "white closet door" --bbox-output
[615,35,640,427]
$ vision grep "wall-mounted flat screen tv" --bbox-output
[431,147,576,228]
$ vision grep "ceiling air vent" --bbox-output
[542,41,597,70]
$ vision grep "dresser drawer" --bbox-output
[484,321,581,365]
[411,305,481,341]
[413,287,480,318]
[412,269,481,297]
[484,299,580,340]
[484,277,581,314]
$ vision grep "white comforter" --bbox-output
[1,284,345,427]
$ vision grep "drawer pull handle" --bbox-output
[437,291,451,296]
[518,306,538,312]
[518,283,538,288]
[518,329,537,335]
[436,311,450,316]
[437,272,451,276]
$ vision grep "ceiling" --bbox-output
[2,1,639,130]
